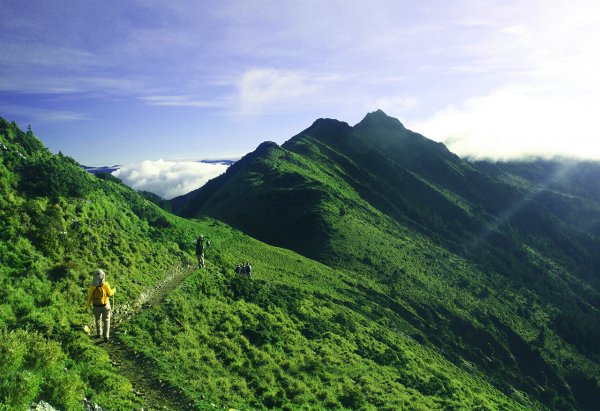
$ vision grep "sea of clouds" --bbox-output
[112,159,230,200]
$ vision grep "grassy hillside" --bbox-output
[3,115,600,410]
[171,110,600,410]
[0,117,537,410]
[0,118,519,411]
[0,119,203,409]
[0,119,543,410]
[118,218,538,410]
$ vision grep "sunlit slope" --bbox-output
[0,118,206,409]
[171,111,600,410]
[0,118,531,410]
[119,217,532,410]
[3,114,598,410]
[0,117,536,410]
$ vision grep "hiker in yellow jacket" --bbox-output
[85,269,116,342]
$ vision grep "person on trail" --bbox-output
[85,269,116,342]
[196,235,209,268]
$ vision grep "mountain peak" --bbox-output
[283,117,352,150]
[255,141,279,152]
[355,109,406,130]
[308,117,351,132]
[239,141,280,165]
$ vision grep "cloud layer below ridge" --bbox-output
[113,159,229,200]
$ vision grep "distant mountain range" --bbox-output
[81,164,122,174]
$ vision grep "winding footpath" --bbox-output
[101,265,198,410]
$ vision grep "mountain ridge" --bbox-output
[0,117,533,410]
[2,114,599,410]
[170,110,600,409]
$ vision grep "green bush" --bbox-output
[18,155,94,200]
[0,329,85,410]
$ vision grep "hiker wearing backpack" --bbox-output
[85,269,116,342]
[196,235,210,268]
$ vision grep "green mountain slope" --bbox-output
[120,220,536,410]
[0,119,205,409]
[3,115,599,410]
[171,110,600,410]
[1,118,535,410]
[474,158,600,206]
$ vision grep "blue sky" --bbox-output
[2,0,600,166]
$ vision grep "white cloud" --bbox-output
[408,0,600,160]
[0,103,90,123]
[141,95,228,108]
[410,87,600,160]
[113,159,229,199]
[237,68,321,114]
[0,43,99,69]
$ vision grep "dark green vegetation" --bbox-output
[173,110,600,410]
[1,113,599,410]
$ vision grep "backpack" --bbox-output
[93,285,106,306]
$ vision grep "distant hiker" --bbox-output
[196,235,210,268]
[85,269,116,342]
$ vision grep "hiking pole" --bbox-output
[113,272,117,315]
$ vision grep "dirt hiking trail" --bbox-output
[100,265,199,410]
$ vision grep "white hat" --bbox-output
[93,269,106,286]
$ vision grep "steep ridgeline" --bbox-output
[172,110,600,410]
